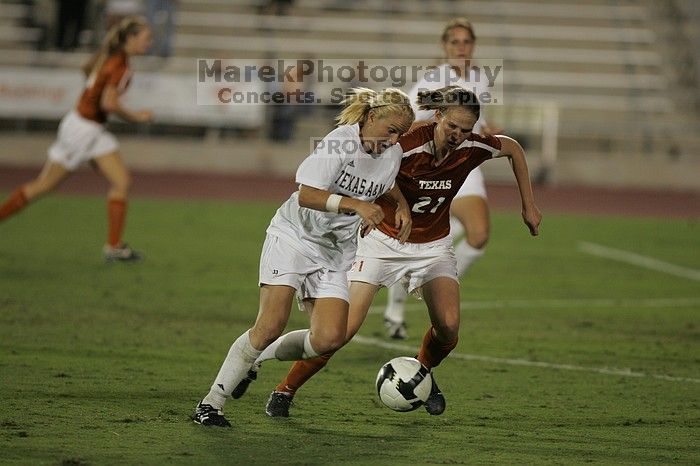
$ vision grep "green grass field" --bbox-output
[1,194,698,465]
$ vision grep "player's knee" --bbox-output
[434,318,460,342]
[466,228,489,250]
[120,173,133,192]
[111,173,131,196]
[314,331,346,354]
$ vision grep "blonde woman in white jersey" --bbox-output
[193,88,415,427]
[384,18,502,339]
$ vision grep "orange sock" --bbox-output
[0,186,28,221]
[107,198,127,247]
[417,327,458,369]
[275,353,334,396]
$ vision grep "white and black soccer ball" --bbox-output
[375,356,432,412]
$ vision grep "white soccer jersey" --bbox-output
[408,63,487,134]
[266,123,402,271]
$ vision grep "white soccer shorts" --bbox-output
[258,234,349,302]
[47,111,119,171]
[348,229,458,297]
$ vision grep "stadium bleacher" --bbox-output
[0,0,698,188]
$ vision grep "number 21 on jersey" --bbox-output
[411,196,446,214]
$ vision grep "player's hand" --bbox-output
[522,204,542,236]
[394,204,412,244]
[134,110,154,123]
[356,202,384,238]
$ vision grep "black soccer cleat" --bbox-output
[231,369,258,399]
[265,391,293,418]
[424,373,446,415]
[192,401,231,427]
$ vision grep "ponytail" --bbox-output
[416,86,480,120]
[82,16,147,78]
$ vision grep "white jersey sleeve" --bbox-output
[295,127,348,191]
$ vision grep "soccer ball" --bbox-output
[375,356,432,412]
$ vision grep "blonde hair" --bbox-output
[336,87,414,131]
[441,18,477,43]
[82,16,147,78]
[416,85,480,120]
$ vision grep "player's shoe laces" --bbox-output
[192,401,231,427]
[231,368,258,399]
[103,243,142,262]
[424,373,446,415]
[384,317,408,340]
[265,391,293,417]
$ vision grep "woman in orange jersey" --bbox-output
[232,86,541,417]
[384,18,502,340]
[0,16,153,261]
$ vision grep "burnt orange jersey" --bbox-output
[77,51,131,123]
[377,124,501,243]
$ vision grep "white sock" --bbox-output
[384,282,408,323]
[254,329,320,367]
[449,216,464,238]
[454,240,485,277]
[202,330,261,410]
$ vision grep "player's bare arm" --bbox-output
[101,85,153,123]
[298,185,384,231]
[495,135,542,236]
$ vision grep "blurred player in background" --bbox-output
[192,88,415,427]
[384,18,502,339]
[0,16,153,261]
[235,87,541,418]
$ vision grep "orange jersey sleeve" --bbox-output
[377,124,501,243]
[76,52,131,123]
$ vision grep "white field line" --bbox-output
[578,241,700,281]
[367,297,700,314]
[350,335,700,384]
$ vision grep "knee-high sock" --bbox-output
[454,239,484,277]
[275,353,334,396]
[0,187,28,221]
[449,216,463,238]
[383,282,408,322]
[107,198,127,247]
[417,327,458,369]
[254,329,320,366]
[203,330,262,410]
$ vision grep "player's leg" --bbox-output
[417,276,461,415]
[92,152,139,261]
[383,282,409,339]
[450,167,489,277]
[450,195,489,276]
[0,161,69,221]
[255,266,353,366]
[195,284,296,426]
[266,281,380,417]
[419,277,460,368]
